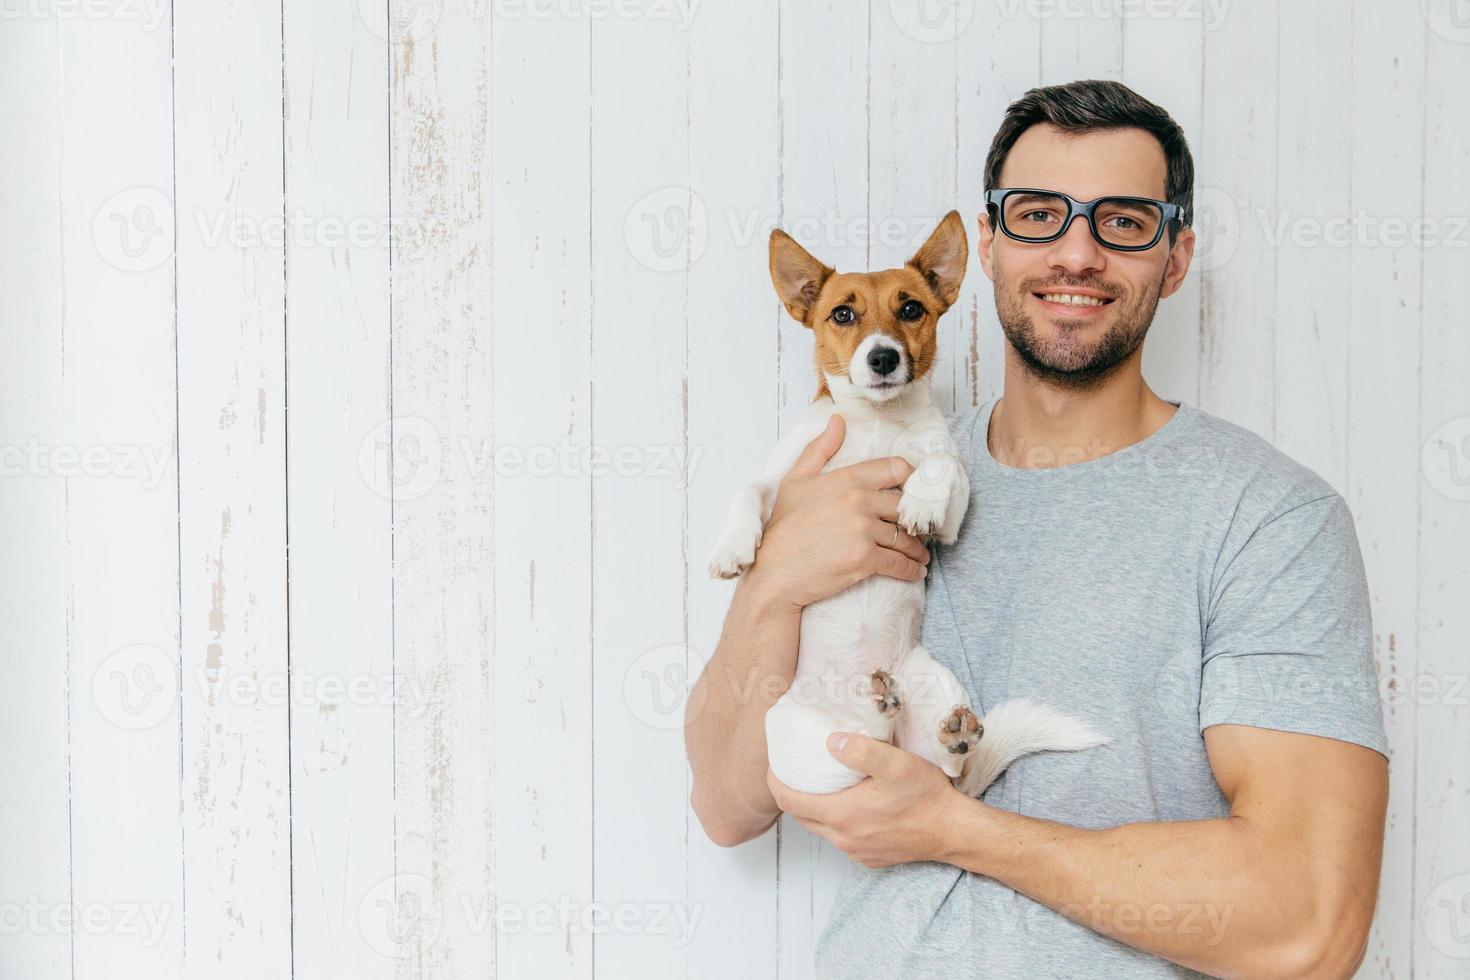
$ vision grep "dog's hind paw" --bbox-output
[937,704,983,768]
[861,669,902,716]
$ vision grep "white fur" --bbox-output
[710,375,1107,796]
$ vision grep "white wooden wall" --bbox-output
[2,1,1467,978]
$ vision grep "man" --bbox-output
[684,79,1388,978]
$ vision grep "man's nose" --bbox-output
[867,346,900,377]
[1043,214,1108,276]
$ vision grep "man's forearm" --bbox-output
[934,795,1373,979]
[686,568,799,846]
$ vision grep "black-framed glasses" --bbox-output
[985,188,1186,252]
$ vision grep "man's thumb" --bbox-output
[789,414,844,477]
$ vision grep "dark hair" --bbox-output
[983,79,1194,229]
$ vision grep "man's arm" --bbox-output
[686,415,929,847]
[684,569,802,846]
[939,724,1387,978]
[773,723,1388,980]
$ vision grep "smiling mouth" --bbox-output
[1033,291,1115,310]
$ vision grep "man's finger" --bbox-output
[870,519,929,565]
[864,489,903,523]
[871,544,927,583]
[838,455,915,491]
[767,768,841,823]
[827,731,906,781]
[792,815,838,842]
[787,414,845,478]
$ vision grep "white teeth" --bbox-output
[1040,293,1107,307]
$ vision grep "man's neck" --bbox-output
[988,350,1177,470]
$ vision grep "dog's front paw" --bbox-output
[897,489,947,538]
[707,526,761,579]
[897,458,959,538]
[936,704,983,777]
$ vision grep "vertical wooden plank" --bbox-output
[957,3,1041,408]
[1197,2,1277,436]
[388,2,496,977]
[775,0,868,433]
[1345,3,1425,977]
[1414,10,1470,979]
[0,19,73,980]
[1121,12,1204,408]
[173,0,292,974]
[488,8,594,980]
[686,2,781,978]
[773,2,868,974]
[58,8,187,980]
[1266,2,1350,490]
[282,1,396,977]
[1038,5,1123,85]
[870,2,959,411]
[590,12,692,980]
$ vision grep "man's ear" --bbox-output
[976,209,997,282]
[907,210,968,311]
[769,229,833,326]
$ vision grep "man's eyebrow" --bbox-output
[1006,191,1061,205]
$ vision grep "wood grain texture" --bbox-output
[387,3,496,977]
[489,6,594,979]
[282,0,396,976]
[0,16,74,980]
[174,0,292,972]
[58,9,186,980]
[3,5,1466,979]
[686,1,781,978]
[1416,15,1470,980]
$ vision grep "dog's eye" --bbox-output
[830,305,855,325]
[898,299,925,321]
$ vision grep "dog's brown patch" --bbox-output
[768,211,968,398]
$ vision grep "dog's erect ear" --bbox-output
[769,229,834,326]
[907,210,968,311]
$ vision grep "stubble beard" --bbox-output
[994,265,1164,391]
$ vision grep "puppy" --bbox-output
[709,211,1105,796]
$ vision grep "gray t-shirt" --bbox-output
[815,397,1388,979]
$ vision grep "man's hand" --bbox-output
[746,414,930,613]
[765,731,965,868]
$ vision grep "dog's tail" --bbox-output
[958,698,1108,798]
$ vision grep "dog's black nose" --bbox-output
[867,347,900,377]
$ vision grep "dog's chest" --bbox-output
[817,415,912,472]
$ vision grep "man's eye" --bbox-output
[831,305,855,325]
[1021,210,1058,224]
[898,300,925,321]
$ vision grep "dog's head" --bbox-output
[769,211,967,402]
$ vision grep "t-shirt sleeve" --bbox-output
[1200,492,1388,758]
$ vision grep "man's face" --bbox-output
[978,124,1195,388]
